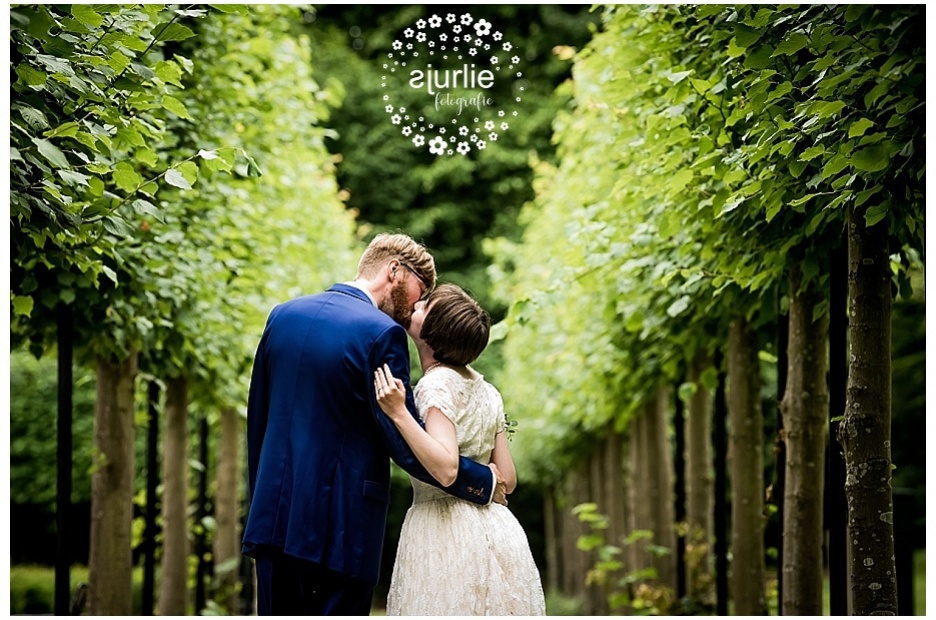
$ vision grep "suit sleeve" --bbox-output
[368,325,495,505]
[245,310,275,505]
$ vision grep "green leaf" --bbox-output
[177,160,199,185]
[726,39,746,59]
[772,32,810,57]
[864,204,888,227]
[164,168,192,190]
[666,296,691,318]
[161,95,191,119]
[102,265,118,284]
[132,199,163,221]
[765,200,782,223]
[666,70,693,84]
[113,163,142,192]
[106,50,132,74]
[799,145,826,161]
[152,22,196,42]
[734,24,763,48]
[60,289,76,304]
[12,295,35,317]
[789,194,817,208]
[57,169,90,187]
[16,63,48,89]
[848,118,875,138]
[744,45,773,70]
[845,5,871,21]
[854,186,882,208]
[788,159,808,178]
[813,53,839,72]
[245,153,263,178]
[821,155,849,179]
[154,61,183,87]
[32,138,70,168]
[814,100,846,119]
[766,81,792,102]
[851,145,889,172]
[70,5,103,28]
[134,148,159,167]
[210,4,249,14]
[102,215,134,237]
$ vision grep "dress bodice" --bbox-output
[410,366,506,504]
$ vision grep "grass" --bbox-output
[12,551,926,615]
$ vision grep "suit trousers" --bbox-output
[255,552,375,615]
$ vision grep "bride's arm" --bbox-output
[375,365,459,486]
[490,431,517,494]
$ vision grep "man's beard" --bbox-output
[380,279,413,328]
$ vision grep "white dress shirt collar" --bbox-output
[343,280,377,307]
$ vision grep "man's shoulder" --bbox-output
[275,287,398,334]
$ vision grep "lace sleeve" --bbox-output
[414,372,458,424]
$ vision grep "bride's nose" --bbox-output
[415,300,427,313]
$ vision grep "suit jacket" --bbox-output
[242,283,496,584]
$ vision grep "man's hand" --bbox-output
[489,463,508,506]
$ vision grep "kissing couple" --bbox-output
[243,233,545,615]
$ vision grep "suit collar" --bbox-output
[329,282,377,307]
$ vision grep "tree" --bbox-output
[490,4,922,614]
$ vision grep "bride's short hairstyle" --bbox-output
[357,233,436,289]
[421,284,491,366]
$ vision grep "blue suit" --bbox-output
[243,284,495,594]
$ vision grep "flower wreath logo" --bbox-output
[380,12,523,156]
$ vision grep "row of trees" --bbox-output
[492,5,923,615]
[11,5,359,614]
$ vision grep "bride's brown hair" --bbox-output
[420,284,490,366]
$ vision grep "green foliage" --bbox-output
[306,6,598,314]
[10,5,222,357]
[11,5,359,410]
[490,4,924,483]
[10,565,144,615]
[9,349,97,505]
[573,503,674,615]
[132,5,359,408]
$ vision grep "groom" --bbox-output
[243,233,507,615]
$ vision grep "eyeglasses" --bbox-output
[399,261,431,299]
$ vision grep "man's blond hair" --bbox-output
[357,233,436,289]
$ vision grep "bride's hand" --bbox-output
[374,364,407,419]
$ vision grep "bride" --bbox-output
[374,283,545,615]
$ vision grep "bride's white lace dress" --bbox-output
[386,367,546,616]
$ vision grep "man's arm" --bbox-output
[368,325,503,505]
[245,313,274,504]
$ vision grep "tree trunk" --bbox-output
[627,390,676,612]
[544,486,560,593]
[158,377,189,615]
[588,440,609,615]
[727,319,767,615]
[646,387,676,590]
[88,352,138,615]
[780,264,829,615]
[214,407,242,613]
[628,403,652,580]
[143,381,161,616]
[837,204,897,614]
[603,426,628,567]
[55,303,73,615]
[686,352,713,602]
